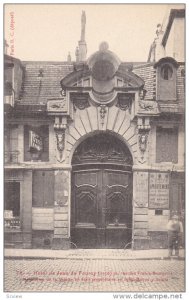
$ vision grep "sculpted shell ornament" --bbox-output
[47,98,67,112]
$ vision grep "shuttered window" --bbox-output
[156,127,178,163]
[32,171,54,207]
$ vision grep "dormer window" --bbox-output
[181,69,185,77]
[154,57,178,101]
[4,65,13,96]
[161,64,173,80]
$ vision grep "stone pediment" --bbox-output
[60,63,144,91]
[60,42,144,105]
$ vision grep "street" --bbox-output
[4,258,185,292]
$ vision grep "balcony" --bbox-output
[5,151,20,164]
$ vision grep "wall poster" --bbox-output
[149,172,170,209]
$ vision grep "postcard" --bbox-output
[3,3,185,299]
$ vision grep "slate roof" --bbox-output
[20,60,147,105]
[19,60,184,106]
[20,61,74,104]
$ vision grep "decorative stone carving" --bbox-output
[71,93,90,110]
[74,98,90,110]
[137,116,151,131]
[137,131,149,163]
[139,133,148,153]
[99,105,107,127]
[47,91,67,113]
[55,127,65,152]
[54,117,67,162]
[72,133,133,166]
[137,117,150,163]
[116,94,132,112]
[48,98,67,112]
[138,100,159,114]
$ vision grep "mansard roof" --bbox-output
[16,60,146,105]
[20,61,74,104]
[9,58,184,106]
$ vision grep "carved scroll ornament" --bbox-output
[54,122,67,162]
[139,134,148,153]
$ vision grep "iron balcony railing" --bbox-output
[5,151,20,163]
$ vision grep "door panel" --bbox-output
[71,170,99,248]
[104,170,132,248]
[74,171,98,226]
[71,169,132,248]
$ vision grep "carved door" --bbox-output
[71,168,132,248]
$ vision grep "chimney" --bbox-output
[75,47,79,62]
[78,11,87,62]
[67,52,71,62]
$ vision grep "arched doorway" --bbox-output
[71,132,133,249]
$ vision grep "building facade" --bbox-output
[4,8,185,250]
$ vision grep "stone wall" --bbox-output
[53,170,70,249]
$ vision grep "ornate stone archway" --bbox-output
[71,132,133,248]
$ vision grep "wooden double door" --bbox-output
[71,168,132,248]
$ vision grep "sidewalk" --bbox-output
[4,248,185,260]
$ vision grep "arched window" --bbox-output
[161,64,173,80]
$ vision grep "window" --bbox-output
[83,78,90,87]
[181,69,185,77]
[4,126,19,163]
[156,127,178,163]
[24,125,49,161]
[32,171,54,207]
[117,79,123,87]
[161,64,173,80]
[4,182,20,229]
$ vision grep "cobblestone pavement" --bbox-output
[4,258,185,292]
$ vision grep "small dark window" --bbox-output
[155,209,163,215]
[181,69,185,77]
[161,64,173,80]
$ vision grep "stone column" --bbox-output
[52,169,70,249]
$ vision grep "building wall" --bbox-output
[4,93,184,250]
[165,18,185,62]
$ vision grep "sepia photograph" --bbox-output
[3,2,185,297]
